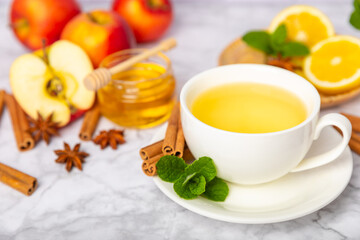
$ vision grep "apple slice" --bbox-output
[49,41,95,110]
[10,40,95,127]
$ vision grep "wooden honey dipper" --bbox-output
[83,38,177,91]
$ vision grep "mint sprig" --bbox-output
[350,0,360,29]
[189,175,206,195]
[156,156,229,202]
[173,174,206,199]
[202,177,229,202]
[156,155,187,183]
[184,157,216,182]
[242,24,310,57]
[270,24,287,52]
[242,31,272,54]
[281,42,310,57]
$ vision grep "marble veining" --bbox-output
[0,0,360,239]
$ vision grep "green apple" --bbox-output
[10,40,95,127]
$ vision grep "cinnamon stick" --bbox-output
[4,93,35,151]
[351,131,360,142]
[0,90,4,122]
[140,140,163,160]
[346,130,360,154]
[348,137,360,154]
[341,113,360,132]
[182,146,195,162]
[174,117,185,157]
[142,101,189,176]
[163,102,180,154]
[79,102,101,141]
[142,120,185,160]
[142,153,162,176]
[0,162,37,196]
[141,144,195,177]
[337,113,360,154]
[334,126,360,154]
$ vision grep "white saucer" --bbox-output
[151,125,353,224]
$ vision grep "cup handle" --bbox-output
[291,113,352,173]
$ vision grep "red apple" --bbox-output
[10,40,95,127]
[61,10,135,67]
[112,0,173,43]
[10,0,81,50]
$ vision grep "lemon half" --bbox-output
[304,36,360,94]
[269,5,335,47]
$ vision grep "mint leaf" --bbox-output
[354,0,360,12]
[189,175,206,195]
[350,11,360,30]
[350,1,360,30]
[157,155,228,202]
[184,157,216,182]
[281,42,310,57]
[202,177,229,202]
[242,31,273,54]
[173,174,199,199]
[156,155,187,183]
[271,24,287,51]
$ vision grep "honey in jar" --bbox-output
[97,49,176,128]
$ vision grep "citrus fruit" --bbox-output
[304,35,360,94]
[269,5,335,47]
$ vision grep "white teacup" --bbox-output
[180,64,351,185]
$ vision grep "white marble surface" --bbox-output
[0,0,360,239]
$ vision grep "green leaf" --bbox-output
[354,0,360,13]
[242,31,273,54]
[173,174,199,199]
[281,42,310,57]
[350,11,360,30]
[202,177,229,202]
[271,24,287,52]
[184,157,217,183]
[189,175,206,195]
[156,155,187,183]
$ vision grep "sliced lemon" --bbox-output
[269,5,335,47]
[304,36,360,94]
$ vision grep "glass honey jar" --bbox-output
[97,49,176,128]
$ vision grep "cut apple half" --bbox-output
[10,40,95,127]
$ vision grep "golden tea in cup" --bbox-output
[180,64,351,184]
[191,82,307,133]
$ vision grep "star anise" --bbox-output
[27,112,60,144]
[266,54,302,72]
[54,142,89,172]
[93,129,125,150]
